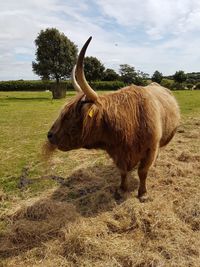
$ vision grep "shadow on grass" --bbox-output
[0,164,138,259]
[51,164,138,216]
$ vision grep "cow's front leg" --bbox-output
[120,171,128,191]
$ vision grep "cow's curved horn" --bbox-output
[76,36,98,101]
[71,65,82,93]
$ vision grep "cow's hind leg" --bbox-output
[138,145,158,201]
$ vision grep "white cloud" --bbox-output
[96,0,200,39]
[0,0,200,80]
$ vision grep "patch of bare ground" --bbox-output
[0,117,200,266]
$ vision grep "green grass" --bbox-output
[0,90,199,197]
[173,90,200,115]
[0,92,65,194]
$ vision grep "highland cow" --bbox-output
[47,37,180,200]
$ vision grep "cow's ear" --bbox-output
[76,95,94,114]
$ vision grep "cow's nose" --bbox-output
[47,131,53,140]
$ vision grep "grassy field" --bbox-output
[0,90,200,266]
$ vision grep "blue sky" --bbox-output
[0,0,200,80]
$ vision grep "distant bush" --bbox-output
[195,82,200,90]
[186,72,200,84]
[172,82,187,90]
[160,79,174,89]
[0,80,126,92]
[90,81,125,91]
[0,80,51,91]
[185,83,194,90]
[161,79,187,90]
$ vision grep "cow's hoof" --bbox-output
[138,193,150,203]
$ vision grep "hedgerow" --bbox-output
[0,80,126,91]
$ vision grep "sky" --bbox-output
[0,0,200,80]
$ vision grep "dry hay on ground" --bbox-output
[0,117,200,267]
[41,141,57,161]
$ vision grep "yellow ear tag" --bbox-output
[88,108,94,118]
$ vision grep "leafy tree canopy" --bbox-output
[32,28,77,84]
[173,70,187,83]
[84,56,105,81]
[119,64,149,85]
[152,70,163,84]
[119,64,137,84]
[103,68,119,81]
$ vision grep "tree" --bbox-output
[119,64,137,84]
[32,28,77,98]
[173,70,187,83]
[152,70,163,84]
[135,70,149,86]
[119,64,149,85]
[103,68,119,81]
[84,56,105,81]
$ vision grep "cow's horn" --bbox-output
[71,65,82,93]
[76,36,98,101]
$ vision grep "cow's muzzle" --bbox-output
[47,131,57,145]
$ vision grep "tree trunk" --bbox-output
[51,81,66,99]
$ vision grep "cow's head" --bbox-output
[47,37,103,151]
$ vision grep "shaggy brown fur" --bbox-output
[47,83,180,200]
